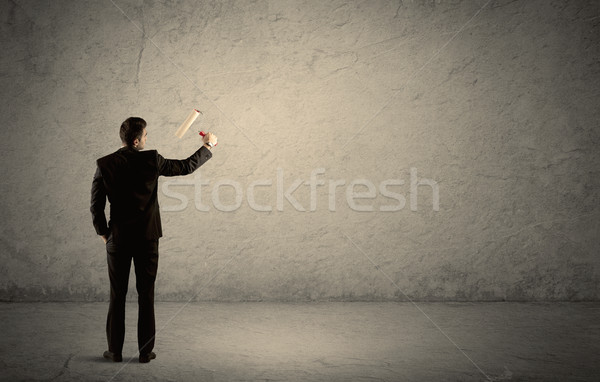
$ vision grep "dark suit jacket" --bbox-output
[91,146,212,243]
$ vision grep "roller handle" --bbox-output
[199,131,218,146]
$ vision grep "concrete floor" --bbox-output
[0,302,598,382]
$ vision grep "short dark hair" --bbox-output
[120,117,146,147]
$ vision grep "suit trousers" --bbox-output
[106,236,159,356]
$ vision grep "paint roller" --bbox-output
[175,109,216,145]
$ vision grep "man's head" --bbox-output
[120,117,147,150]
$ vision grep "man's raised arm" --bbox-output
[158,132,217,177]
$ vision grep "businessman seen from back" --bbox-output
[90,117,217,363]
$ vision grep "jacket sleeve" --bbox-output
[90,165,109,236]
[157,146,212,177]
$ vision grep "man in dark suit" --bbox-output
[90,117,217,363]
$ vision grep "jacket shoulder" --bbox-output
[140,149,158,157]
[137,150,159,166]
[97,149,158,166]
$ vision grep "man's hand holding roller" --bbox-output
[202,132,218,150]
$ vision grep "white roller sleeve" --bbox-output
[175,109,202,138]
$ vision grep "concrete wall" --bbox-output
[1,0,598,301]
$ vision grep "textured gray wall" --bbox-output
[1,0,598,301]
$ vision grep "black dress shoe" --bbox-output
[103,350,123,362]
[139,352,156,363]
